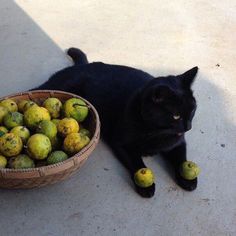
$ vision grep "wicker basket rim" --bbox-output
[0,90,100,173]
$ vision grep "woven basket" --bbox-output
[0,90,100,189]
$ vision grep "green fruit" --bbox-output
[10,126,30,144]
[47,151,68,165]
[63,132,90,155]
[43,98,62,119]
[17,100,28,113]
[24,106,51,129]
[79,128,91,138]
[0,99,18,112]
[51,119,60,126]
[26,134,52,160]
[3,112,23,129]
[180,161,200,180]
[63,98,88,122]
[57,118,79,137]
[134,168,155,188]
[0,155,7,168]
[9,154,35,169]
[0,106,8,124]
[0,133,23,157]
[36,120,57,140]
[0,126,8,137]
[22,101,38,113]
[50,136,62,151]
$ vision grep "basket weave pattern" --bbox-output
[0,90,100,189]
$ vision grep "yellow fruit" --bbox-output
[10,126,30,144]
[17,100,28,113]
[9,154,35,169]
[0,155,7,168]
[36,120,57,140]
[0,99,18,112]
[57,118,79,137]
[43,98,62,118]
[63,132,90,155]
[0,126,8,137]
[47,151,68,165]
[62,98,88,122]
[0,133,23,157]
[3,112,23,129]
[0,106,8,124]
[134,168,155,188]
[24,106,50,129]
[26,134,52,160]
[79,128,91,138]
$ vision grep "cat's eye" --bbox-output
[173,115,181,120]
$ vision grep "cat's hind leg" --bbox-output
[67,48,88,65]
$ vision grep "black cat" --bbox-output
[35,48,198,198]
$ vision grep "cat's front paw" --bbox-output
[175,171,197,191]
[134,183,155,198]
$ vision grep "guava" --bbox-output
[9,154,35,169]
[63,132,90,155]
[0,99,18,112]
[180,161,200,180]
[26,134,52,160]
[47,150,68,165]
[57,118,79,137]
[10,126,30,144]
[24,106,50,129]
[0,155,7,168]
[36,120,57,140]
[62,98,88,122]
[43,98,62,119]
[0,106,8,124]
[0,133,23,157]
[51,119,60,126]
[3,112,23,129]
[134,168,155,188]
[0,126,8,137]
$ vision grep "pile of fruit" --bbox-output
[0,97,91,169]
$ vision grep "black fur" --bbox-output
[35,48,199,198]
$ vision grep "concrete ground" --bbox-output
[0,0,235,235]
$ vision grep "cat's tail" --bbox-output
[67,47,89,65]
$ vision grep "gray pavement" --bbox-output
[0,1,235,235]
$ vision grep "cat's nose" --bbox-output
[185,121,192,131]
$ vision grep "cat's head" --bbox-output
[140,67,198,136]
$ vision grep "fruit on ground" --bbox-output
[36,120,57,140]
[134,168,155,188]
[9,154,35,169]
[0,155,7,168]
[57,118,79,137]
[63,132,90,154]
[63,98,88,122]
[0,106,8,124]
[10,126,30,144]
[3,112,24,129]
[47,151,68,165]
[0,133,23,157]
[24,106,50,129]
[180,161,200,180]
[43,98,62,119]
[0,126,8,137]
[0,99,18,112]
[26,134,52,160]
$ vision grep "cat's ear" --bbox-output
[152,86,171,103]
[179,66,198,88]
